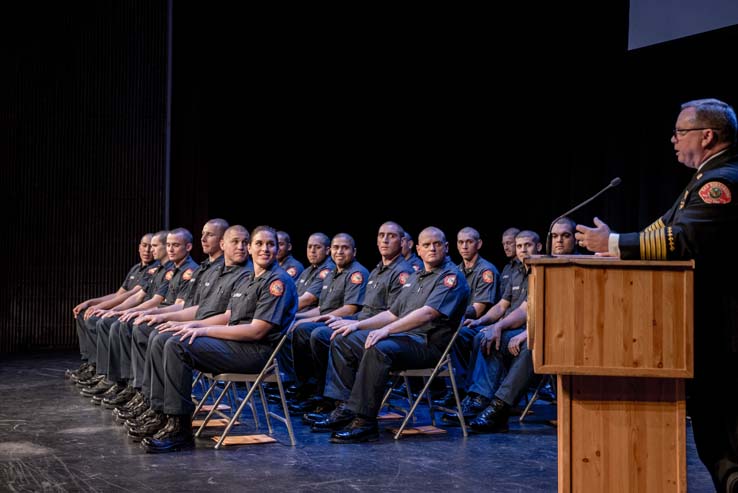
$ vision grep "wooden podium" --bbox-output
[526,256,694,493]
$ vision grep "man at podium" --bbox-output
[575,98,738,492]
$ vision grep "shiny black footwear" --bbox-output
[302,399,336,425]
[91,382,126,405]
[103,385,137,409]
[127,411,166,442]
[81,379,115,397]
[311,403,355,432]
[329,416,379,444]
[432,388,466,409]
[141,415,194,453]
[469,397,511,433]
[441,393,490,423]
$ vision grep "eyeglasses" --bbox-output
[672,127,713,138]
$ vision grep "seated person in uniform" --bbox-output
[140,226,298,453]
[312,226,470,443]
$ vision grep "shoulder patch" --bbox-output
[165,270,175,281]
[698,181,731,204]
[412,264,421,272]
[269,280,285,297]
[286,267,297,278]
[319,268,330,279]
[482,269,494,284]
[443,274,457,288]
[350,272,364,285]
[182,269,194,281]
[147,267,157,275]
[398,272,410,285]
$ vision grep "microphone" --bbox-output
[545,177,622,255]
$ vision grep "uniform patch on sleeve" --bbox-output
[269,280,285,296]
[698,181,732,204]
[398,272,409,285]
[286,267,297,278]
[165,270,174,281]
[182,269,194,281]
[147,267,157,275]
[412,264,421,272]
[482,269,494,284]
[443,274,457,288]
[350,272,364,285]
[319,268,330,279]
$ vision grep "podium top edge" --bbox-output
[524,255,695,269]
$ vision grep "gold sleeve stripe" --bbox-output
[640,228,668,260]
[644,218,665,233]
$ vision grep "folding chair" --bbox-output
[193,331,296,448]
[519,374,556,422]
[378,319,468,439]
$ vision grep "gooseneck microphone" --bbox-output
[545,177,622,255]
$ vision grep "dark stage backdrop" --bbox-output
[2,3,738,353]
[0,2,168,353]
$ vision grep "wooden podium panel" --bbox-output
[528,257,693,378]
[526,256,694,493]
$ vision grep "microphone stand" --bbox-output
[545,178,622,256]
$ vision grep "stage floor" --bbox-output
[0,352,714,492]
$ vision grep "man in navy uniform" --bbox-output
[576,98,738,492]
[314,226,469,443]
[277,230,304,280]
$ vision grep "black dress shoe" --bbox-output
[432,389,466,409]
[289,395,333,415]
[469,397,511,433]
[302,400,336,425]
[311,403,355,432]
[127,411,167,442]
[330,416,379,444]
[92,383,126,404]
[442,393,490,423]
[115,397,148,423]
[103,385,137,409]
[141,415,194,453]
[125,406,156,429]
[81,379,115,397]
[76,373,104,388]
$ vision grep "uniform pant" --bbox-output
[450,325,481,391]
[149,335,272,416]
[468,327,533,406]
[94,316,119,375]
[324,330,442,417]
[107,320,133,383]
[292,322,327,389]
[131,322,158,389]
[75,310,93,362]
[83,315,103,366]
[146,331,176,407]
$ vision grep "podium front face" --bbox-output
[526,256,694,493]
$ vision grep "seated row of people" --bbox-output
[68,218,580,451]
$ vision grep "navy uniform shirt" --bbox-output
[499,258,516,295]
[390,258,470,348]
[405,253,424,273]
[227,263,298,345]
[161,256,199,306]
[280,255,305,281]
[182,256,225,308]
[318,259,370,315]
[459,255,500,315]
[296,257,335,298]
[188,257,253,308]
[195,264,250,319]
[137,260,161,290]
[501,259,528,316]
[358,256,413,320]
[144,260,174,301]
[120,261,154,291]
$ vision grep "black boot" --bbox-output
[441,393,489,423]
[469,397,511,433]
[329,416,379,444]
[141,415,194,453]
[103,385,137,409]
[311,403,355,432]
[127,410,167,442]
[91,382,126,405]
